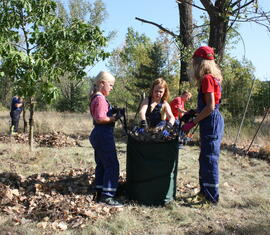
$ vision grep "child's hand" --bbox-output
[182,121,196,133]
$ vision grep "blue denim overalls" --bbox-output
[198,78,224,203]
[146,97,164,127]
[10,96,23,132]
[89,94,119,198]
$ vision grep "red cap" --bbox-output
[193,46,215,60]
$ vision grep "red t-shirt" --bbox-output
[90,95,109,121]
[170,97,186,119]
[201,74,221,104]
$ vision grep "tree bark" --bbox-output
[208,14,228,63]
[178,0,193,84]
[23,108,27,133]
[28,100,35,151]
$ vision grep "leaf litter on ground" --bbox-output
[0,132,81,148]
[0,168,125,230]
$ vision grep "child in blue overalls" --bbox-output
[89,71,123,207]
[182,46,224,205]
[10,96,23,133]
[139,78,175,131]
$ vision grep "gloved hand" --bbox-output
[165,121,173,131]
[156,121,166,128]
[114,109,123,121]
[181,109,197,123]
[161,122,173,138]
[181,121,196,133]
[162,129,170,137]
[140,120,148,128]
[135,127,145,134]
[111,106,118,114]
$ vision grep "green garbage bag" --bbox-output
[126,135,179,206]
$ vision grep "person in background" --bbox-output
[10,95,23,133]
[170,91,192,120]
[139,78,175,134]
[89,71,123,207]
[170,91,192,149]
[182,46,224,206]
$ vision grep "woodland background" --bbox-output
[0,1,269,147]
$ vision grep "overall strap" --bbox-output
[213,77,222,105]
[90,94,114,127]
[146,97,164,127]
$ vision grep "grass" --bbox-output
[222,117,270,148]
[0,111,269,234]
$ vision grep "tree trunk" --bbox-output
[23,107,27,133]
[208,15,228,63]
[178,0,193,86]
[28,100,35,151]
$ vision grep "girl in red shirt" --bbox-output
[182,46,224,205]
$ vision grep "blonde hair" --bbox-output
[89,71,115,101]
[182,90,192,98]
[192,57,223,86]
[149,78,170,101]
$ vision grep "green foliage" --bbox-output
[134,42,167,90]
[54,84,89,112]
[0,75,13,108]
[50,0,110,112]
[0,0,109,106]
[107,28,152,110]
[108,28,181,112]
[120,28,152,74]
[252,80,270,116]
[221,57,261,121]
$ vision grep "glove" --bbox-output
[162,129,170,137]
[136,127,145,134]
[111,106,118,114]
[114,109,123,121]
[181,109,197,123]
[161,122,173,138]
[165,121,173,130]
[181,121,196,133]
[156,121,166,128]
[140,120,148,128]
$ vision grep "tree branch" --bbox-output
[232,0,255,14]
[135,17,178,38]
[175,0,207,12]
[230,0,242,9]
[200,0,218,17]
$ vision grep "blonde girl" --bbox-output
[182,46,224,205]
[89,71,123,207]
